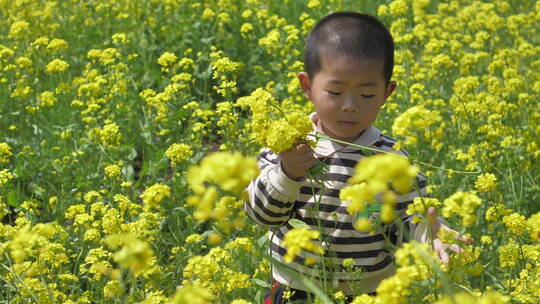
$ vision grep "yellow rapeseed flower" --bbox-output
[0,169,14,186]
[502,213,528,236]
[168,285,213,304]
[388,0,408,16]
[498,240,519,268]
[104,164,122,179]
[202,8,215,19]
[485,203,512,222]
[265,112,312,152]
[9,21,30,39]
[140,183,171,210]
[105,233,155,277]
[157,52,177,68]
[354,218,374,233]
[240,23,254,37]
[46,38,68,52]
[340,183,372,215]
[282,227,324,263]
[0,143,12,163]
[45,59,69,73]
[231,300,252,304]
[392,105,443,147]
[350,294,376,304]
[104,280,123,299]
[112,33,128,44]
[307,0,320,9]
[187,152,259,196]
[529,212,540,241]
[434,291,510,304]
[96,123,122,147]
[442,191,482,227]
[38,91,57,107]
[165,143,192,168]
[475,173,497,192]
[348,153,419,194]
[406,197,441,217]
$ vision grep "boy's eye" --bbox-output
[327,91,341,95]
[361,94,375,98]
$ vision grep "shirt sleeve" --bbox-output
[243,149,305,228]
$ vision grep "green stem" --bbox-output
[306,168,329,295]
[308,133,480,175]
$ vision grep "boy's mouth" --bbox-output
[338,121,358,126]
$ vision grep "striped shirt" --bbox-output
[244,117,429,294]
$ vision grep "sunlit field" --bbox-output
[0,0,539,303]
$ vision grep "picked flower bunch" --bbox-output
[235,87,313,152]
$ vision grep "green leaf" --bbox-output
[288,219,309,229]
[356,203,381,219]
[257,234,269,248]
[7,191,20,207]
[252,278,271,288]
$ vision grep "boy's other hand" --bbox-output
[427,207,475,264]
[280,143,317,181]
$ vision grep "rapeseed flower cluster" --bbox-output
[165,143,193,168]
[140,183,171,210]
[45,58,69,73]
[157,52,178,72]
[281,227,324,264]
[502,212,528,236]
[0,169,14,186]
[182,238,253,295]
[104,163,122,179]
[434,291,510,304]
[105,233,156,277]
[236,87,313,152]
[405,197,441,224]
[341,153,419,230]
[186,152,258,227]
[187,152,258,196]
[441,191,482,227]
[211,48,241,98]
[0,142,12,163]
[169,285,214,304]
[356,241,440,304]
[474,173,497,193]
[529,212,540,241]
[91,122,122,148]
[391,105,443,149]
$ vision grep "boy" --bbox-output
[244,11,468,303]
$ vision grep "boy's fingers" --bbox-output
[448,230,474,244]
[294,150,314,160]
[299,158,317,169]
[448,244,462,254]
[298,149,315,157]
[460,235,475,244]
[439,248,450,265]
[427,207,441,235]
[295,144,311,153]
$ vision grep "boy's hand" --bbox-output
[280,143,317,181]
[427,207,475,264]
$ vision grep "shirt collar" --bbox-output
[308,112,381,157]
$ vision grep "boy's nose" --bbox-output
[341,96,357,112]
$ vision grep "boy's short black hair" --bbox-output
[304,12,394,84]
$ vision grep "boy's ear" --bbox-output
[298,72,312,100]
[383,80,397,102]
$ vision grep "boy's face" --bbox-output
[298,56,396,143]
